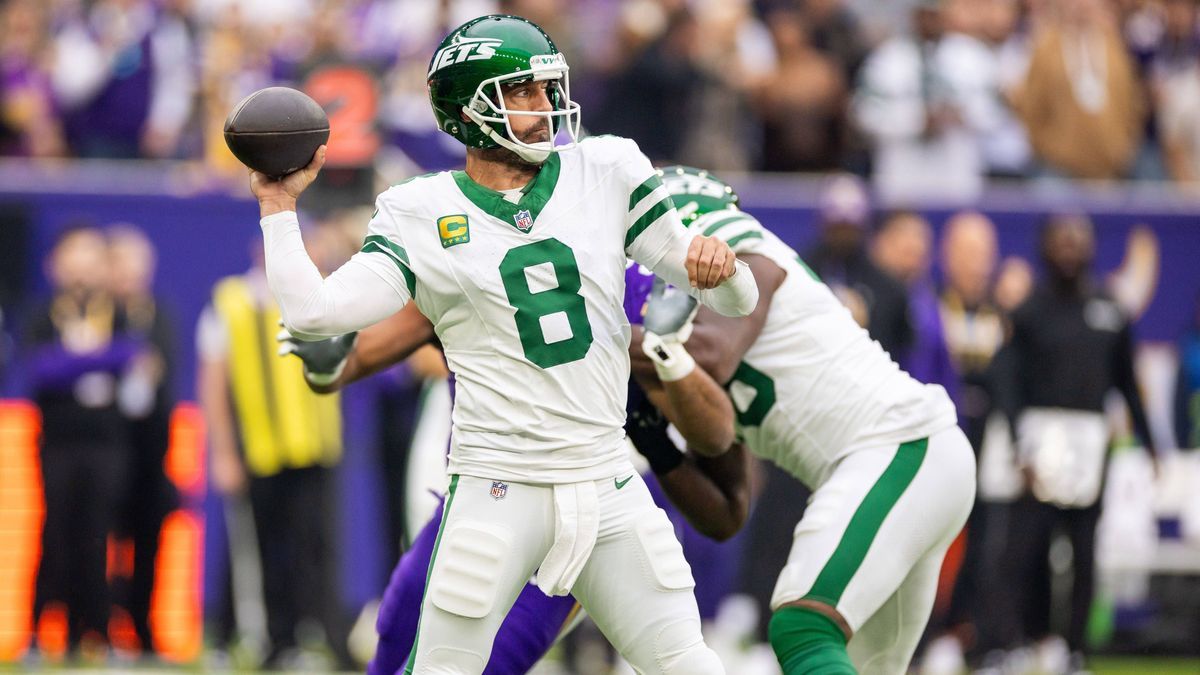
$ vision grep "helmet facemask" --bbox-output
[461,53,581,165]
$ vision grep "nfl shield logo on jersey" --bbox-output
[513,209,533,232]
[490,481,508,500]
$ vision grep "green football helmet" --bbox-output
[658,166,740,225]
[427,14,581,164]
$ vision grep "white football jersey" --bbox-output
[689,210,958,488]
[359,136,688,483]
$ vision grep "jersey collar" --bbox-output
[451,153,561,233]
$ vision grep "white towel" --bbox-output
[536,481,599,596]
[1019,407,1108,508]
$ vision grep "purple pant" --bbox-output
[367,497,578,675]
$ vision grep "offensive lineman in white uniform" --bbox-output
[625,168,977,675]
[243,15,756,675]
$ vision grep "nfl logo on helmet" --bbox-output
[513,209,533,232]
[490,481,508,500]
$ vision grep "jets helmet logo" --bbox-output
[429,36,503,75]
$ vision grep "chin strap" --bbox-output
[463,105,552,164]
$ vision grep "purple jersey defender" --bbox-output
[369,263,738,675]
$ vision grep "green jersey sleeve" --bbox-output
[356,189,417,300]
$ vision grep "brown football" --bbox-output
[223,87,330,179]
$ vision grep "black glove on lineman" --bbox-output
[625,380,684,475]
[277,323,358,386]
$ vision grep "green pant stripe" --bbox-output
[803,438,928,607]
[625,196,673,249]
[404,474,460,674]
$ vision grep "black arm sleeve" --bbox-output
[625,380,685,476]
[1175,358,1192,450]
[991,310,1027,438]
[1114,321,1155,453]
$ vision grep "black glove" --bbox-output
[277,324,357,386]
[625,381,684,475]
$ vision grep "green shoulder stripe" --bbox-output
[361,234,416,296]
[629,174,664,211]
[626,196,673,250]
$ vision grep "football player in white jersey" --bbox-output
[242,15,758,675]
[625,167,977,675]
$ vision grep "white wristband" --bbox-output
[642,332,696,382]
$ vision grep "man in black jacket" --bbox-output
[993,213,1156,671]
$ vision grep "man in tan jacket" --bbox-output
[1017,0,1145,180]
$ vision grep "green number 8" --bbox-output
[727,361,776,427]
[499,238,594,368]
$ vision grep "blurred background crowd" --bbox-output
[3,0,1200,194]
[1,0,1200,674]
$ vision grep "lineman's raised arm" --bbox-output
[252,147,413,339]
[619,147,758,316]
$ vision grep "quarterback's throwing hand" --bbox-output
[686,234,737,289]
[250,144,326,217]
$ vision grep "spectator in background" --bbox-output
[854,0,1003,203]
[802,0,869,81]
[872,210,958,394]
[921,211,1009,673]
[106,224,178,661]
[592,7,701,163]
[26,225,142,661]
[994,253,1035,313]
[677,0,773,171]
[1176,291,1200,449]
[976,0,1034,177]
[52,0,197,158]
[372,0,498,171]
[197,236,350,670]
[1154,0,1200,183]
[0,0,65,157]
[804,174,914,358]
[754,6,848,171]
[1017,0,1144,180]
[993,213,1157,673]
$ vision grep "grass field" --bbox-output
[1091,657,1200,674]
